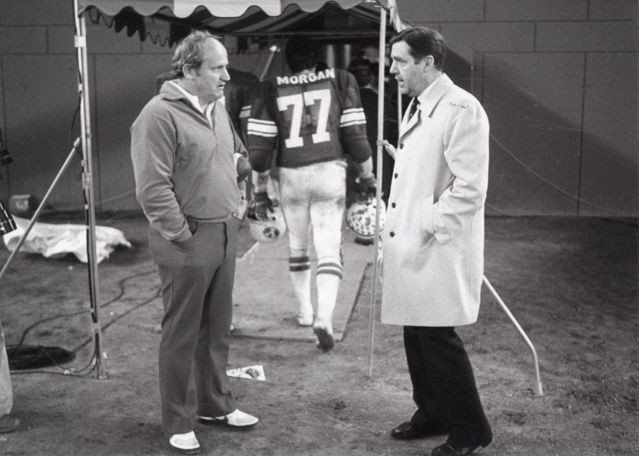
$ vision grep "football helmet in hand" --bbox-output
[247,196,287,243]
[346,195,385,240]
[248,192,273,221]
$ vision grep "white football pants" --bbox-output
[278,160,346,327]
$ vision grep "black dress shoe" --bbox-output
[431,442,483,456]
[391,421,449,440]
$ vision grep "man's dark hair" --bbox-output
[389,26,446,70]
[348,58,373,87]
[285,36,320,73]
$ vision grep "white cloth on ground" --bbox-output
[3,216,131,263]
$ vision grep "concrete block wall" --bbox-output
[400,0,638,216]
[0,0,636,216]
[0,0,174,211]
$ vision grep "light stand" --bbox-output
[0,137,106,378]
[73,0,107,379]
[0,139,80,283]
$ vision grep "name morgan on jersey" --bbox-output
[275,68,336,86]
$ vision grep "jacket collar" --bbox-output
[159,79,189,102]
[159,80,217,124]
[401,73,454,137]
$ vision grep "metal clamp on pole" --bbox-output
[74,35,87,48]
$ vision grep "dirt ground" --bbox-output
[0,214,636,456]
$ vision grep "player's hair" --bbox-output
[389,26,446,70]
[348,58,373,87]
[171,30,218,76]
[285,36,320,73]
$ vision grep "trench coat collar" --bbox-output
[400,73,454,139]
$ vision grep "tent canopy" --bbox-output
[70,0,393,379]
[78,0,378,17]
[78,0,391,36]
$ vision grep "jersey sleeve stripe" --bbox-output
[247,129,278,138]
[340,112,367,126]
[248,119,276,126]
[247,119,278,137]
[239,105,251,118]
[340,112,367,122]
[340,120,367,128]
[342,109,366,118]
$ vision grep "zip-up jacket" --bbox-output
[131,81,246,241]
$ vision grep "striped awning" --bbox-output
[78,0,389,36]
[78,0,377,18]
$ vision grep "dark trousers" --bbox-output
[404,326,492,447]
[149,218,239,435]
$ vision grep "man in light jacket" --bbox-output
[131,31,256,454]
[381,26,492,456]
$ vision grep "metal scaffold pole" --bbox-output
[73,0,107,379]
[367,4,387,378]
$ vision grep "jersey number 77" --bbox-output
[276,88,331,148]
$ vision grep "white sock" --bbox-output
[315,266,341,328]
[289,255,313,320]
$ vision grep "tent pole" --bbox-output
[367,4,387,378]
[74,0,107,379]
[483,276,544,396]
[396,81,402,143]
[259,45,280,81]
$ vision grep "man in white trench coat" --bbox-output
[381,27,492,456]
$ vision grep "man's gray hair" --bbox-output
[171,30,218,76]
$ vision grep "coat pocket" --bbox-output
[420,193,435,238]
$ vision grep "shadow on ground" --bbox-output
[0,214,636,455]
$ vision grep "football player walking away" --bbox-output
[247,36,376,351]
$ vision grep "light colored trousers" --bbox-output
[0,319,13,415]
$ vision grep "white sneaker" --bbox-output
[169,431,200,453]
[297,303,314,327]
[199,409,259,429]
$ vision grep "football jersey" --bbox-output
[225,68,260,145]
[247,67,372,172]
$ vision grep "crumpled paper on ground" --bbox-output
[3,216,131,263]
[226,365,266,381]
